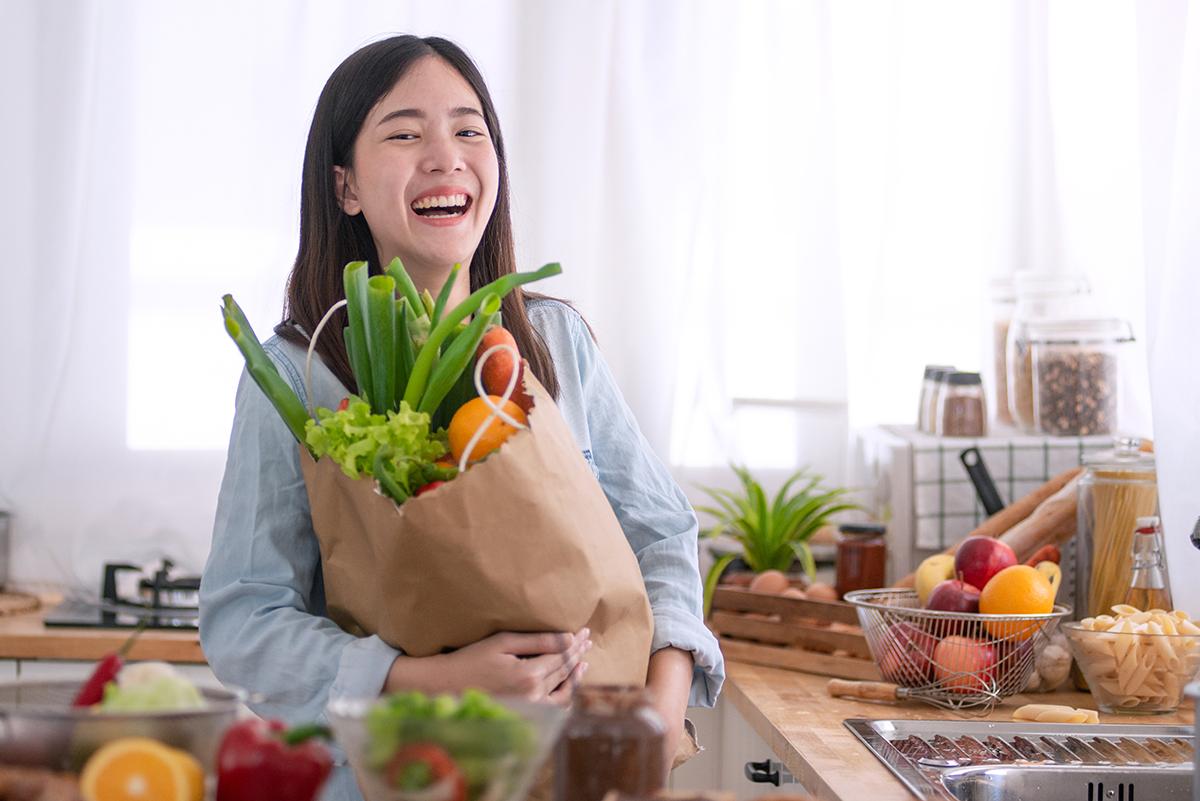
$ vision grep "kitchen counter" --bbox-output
[724,661,1195,801]
[0,599,204,663]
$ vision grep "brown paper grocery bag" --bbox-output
[299,372,653,686]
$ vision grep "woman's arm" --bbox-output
[646,646,695,773]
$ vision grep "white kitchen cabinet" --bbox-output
[14,660,216,686]
[0,659,17,681]
[670,696,810,799]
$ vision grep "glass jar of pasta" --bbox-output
[1075,438,1158,622]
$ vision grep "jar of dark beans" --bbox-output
[936,372,987,437]
[1027,318,1133,436]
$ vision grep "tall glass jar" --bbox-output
[1027,317,1133,436]
[936,372,987,437]
[553,686,666,801]
[1006,273,1090,432]
[1075,438,1158,623]
[986,277,1017,428]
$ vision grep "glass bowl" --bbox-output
[0,679,242,771]
[327,694,567,801]
[1063,622,1200,714]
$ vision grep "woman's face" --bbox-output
[336,56,500,275]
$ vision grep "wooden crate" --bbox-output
[709,586,881,681]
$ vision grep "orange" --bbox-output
[80,737,203,801]
[979,564,1055,640]
[447,396,527,464]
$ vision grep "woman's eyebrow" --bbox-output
[376,106,484,126]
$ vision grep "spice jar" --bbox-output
[917,365,954,433]
[553,686,666,801]
[1006,272,1090,432]
[936,372,986,437]
[986,277,1017,428]
[1027,317,1133,436]
[835,523,887,597]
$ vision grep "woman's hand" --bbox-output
[386,628,591,703]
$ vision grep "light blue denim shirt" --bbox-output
[200,298,724,801]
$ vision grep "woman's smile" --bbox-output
[409,185,474,227]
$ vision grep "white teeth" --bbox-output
[412,193,468,210]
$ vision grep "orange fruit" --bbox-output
[80,737,203,801]
[447,396,527,463]
[979,564,1055,640]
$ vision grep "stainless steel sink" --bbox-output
[845,718,1194,801]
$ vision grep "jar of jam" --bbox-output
[835,523,887,598]
[553,685,666,801]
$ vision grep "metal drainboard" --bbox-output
[845,719,1194,801]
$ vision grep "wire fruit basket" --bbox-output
[844,588,1071,711]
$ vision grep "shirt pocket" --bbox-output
[581,448,600,480]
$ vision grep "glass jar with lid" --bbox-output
[917,365,954,433]
[1006,272,1090,431]
[936,371,987,437]
[553,685,666,801]
[1075,438,1157,622]
[1027,317,1133,436]
[986,277,1017,428]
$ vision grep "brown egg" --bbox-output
[805,582,839,602]
[724,571,755,587]
[781,587,808,600]
[749,570,790,594]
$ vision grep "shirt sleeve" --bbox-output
[199,351,400,738]
[566,314,725,707]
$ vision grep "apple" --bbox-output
[926,579,981,613]
[933,635,996,693]
[954,536,1017,591]
[914,554,956,605]
[878,621,937,684]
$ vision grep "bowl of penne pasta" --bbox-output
[1063,604,1200,714]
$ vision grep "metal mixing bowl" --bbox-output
[0,680,241,771]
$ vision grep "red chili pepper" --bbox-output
[415,481,445,497]
[385,743,465,801]
[71,621,147,707]
[337,397,350,412]
[216,719,332,801]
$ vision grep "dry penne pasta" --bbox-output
[1012,704,1099,724]
[1069,604,1200,712]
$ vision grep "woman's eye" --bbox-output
[457,130,485,138]
[387,133,417,141]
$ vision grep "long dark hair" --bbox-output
[276,35,561,400]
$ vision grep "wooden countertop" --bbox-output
[724,661,1195,801]
[0,599,204,663]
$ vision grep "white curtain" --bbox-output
[0,0,1196,598]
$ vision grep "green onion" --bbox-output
[430,263,461,328]
[402,262,562,409]
[366,274,397,414]
[221,295,312,452]
[417,293,500,415]
[343,261,374,406]
[384,257,424,322]
[394,298,416,411]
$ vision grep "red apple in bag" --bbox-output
[954,536,1017,591]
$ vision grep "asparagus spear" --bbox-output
[221,295,312,451]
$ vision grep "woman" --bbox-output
[200,35,723,799]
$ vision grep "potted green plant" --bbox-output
[697,464,859,616]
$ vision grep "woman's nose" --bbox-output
[421,134,464,174]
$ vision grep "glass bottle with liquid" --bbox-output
[1123,515,1173,611]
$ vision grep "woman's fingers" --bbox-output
[547,662,587,705]
[535,634,592,692]
[500,628,588,656]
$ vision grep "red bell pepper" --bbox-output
[71,621,147,707]
[337,397,350,412]
[216,719,332,801]
[415,481,446,497]
[386,743,465,801]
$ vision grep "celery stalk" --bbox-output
[221,295,312,451]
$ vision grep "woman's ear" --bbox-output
[333,165,362,215]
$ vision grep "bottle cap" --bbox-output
[1136,515,1160,530]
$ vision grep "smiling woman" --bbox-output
[199,34,723,801]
